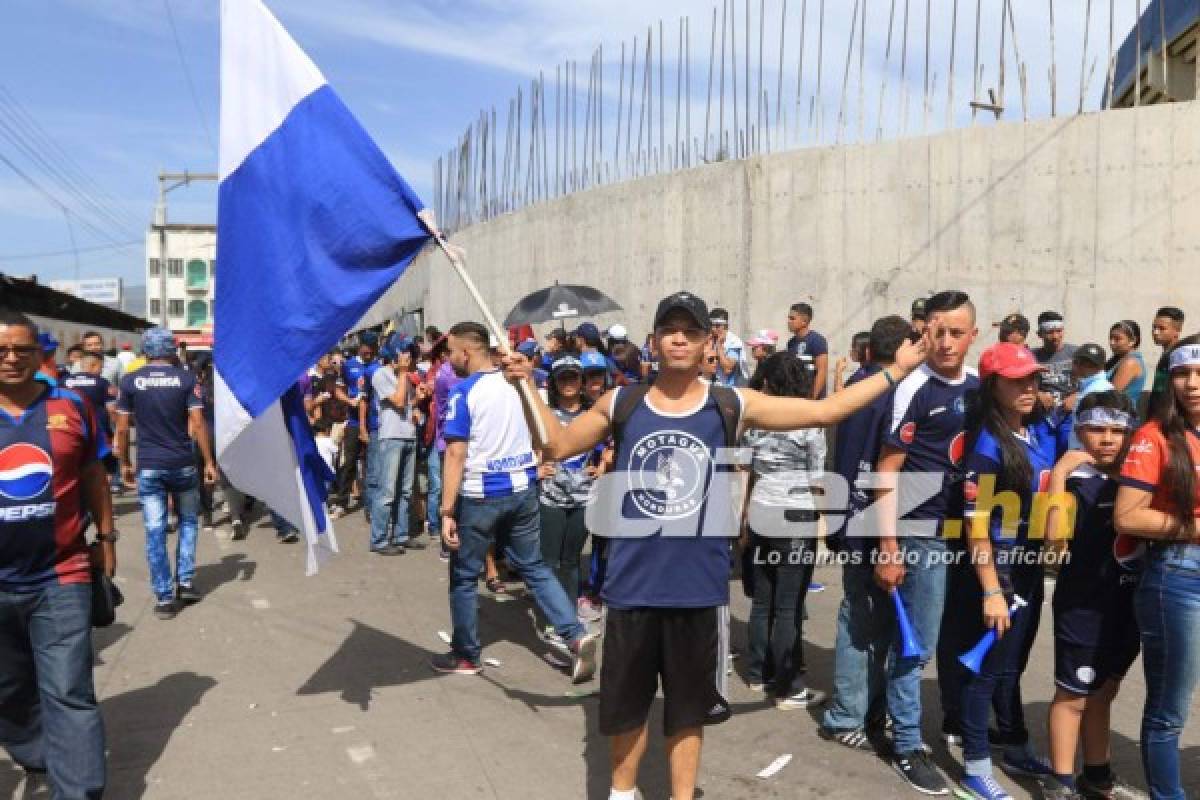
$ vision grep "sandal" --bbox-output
[485,577,506,594]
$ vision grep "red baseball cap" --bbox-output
[978,342,1046,380]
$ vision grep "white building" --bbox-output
[144,223,215,332]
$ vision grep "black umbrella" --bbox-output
[503,282,622,328]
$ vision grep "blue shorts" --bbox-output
[1053,607,1140,695]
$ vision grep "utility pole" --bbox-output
[153,171,217,329]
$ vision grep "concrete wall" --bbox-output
[375,100,1200,360]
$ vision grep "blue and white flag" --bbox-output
[215,0,431,574]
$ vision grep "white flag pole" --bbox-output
[416,210,550,446]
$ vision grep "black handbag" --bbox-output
[90,569,124,628]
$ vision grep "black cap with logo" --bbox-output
[911,298,928,320]
[653,292,712,331]
[1073,342,1107,368]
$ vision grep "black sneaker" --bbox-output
[176,584,200,604]
[399,538,426,550]
[372,545,405,556]
[231,519,247,540]
[279,531,300,544]
[154,599,179,619]
[430,652,482,675]
[1075,772,1146,800]
[892,749,949,795]
[1038,776,1083,800]
[819,725,877,752]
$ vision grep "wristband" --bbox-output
[982,588,1003,599]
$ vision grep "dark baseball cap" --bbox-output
[1073,342,1107,368]
[911,298,928,320]
[653,291,711,331]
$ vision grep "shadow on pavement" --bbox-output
[94,621,133,666]
[192,553,256,593]
[0,759,22,797]
[103,671,217,799]
[296,619,440,711]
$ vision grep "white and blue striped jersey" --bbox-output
[443,370,537,498]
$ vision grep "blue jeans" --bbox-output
[449,488,585,663]
[137,466,200,601]
[956,563,1044,763]
[887,537,948,754]
[1136,543,1200,800]
[0,583,105,798]
[823,561,890,732]
[425,445,442,534]
[368,438,417,550]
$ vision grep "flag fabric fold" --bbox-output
[216,0,431,573]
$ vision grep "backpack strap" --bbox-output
[708,384,743,449]
[610,384,651,450]
[610,382,742,451]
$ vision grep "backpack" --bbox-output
[610,383,742,451]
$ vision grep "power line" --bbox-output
[0,240,141,262]
[0,151,133,247]
[0,87,146,235]
[163,0,216,154]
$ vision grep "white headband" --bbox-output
[1169,344,1200,372]
[1076,407,1135,429]
[1038,320,1064,333]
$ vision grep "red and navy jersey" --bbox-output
[882,364,981,532]
[0,386,99,591]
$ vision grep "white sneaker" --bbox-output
[775,687,827,710]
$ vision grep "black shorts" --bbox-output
[1056,633,1137,695]
[599,606,731,737]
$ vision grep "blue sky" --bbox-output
[0,0,1142,287]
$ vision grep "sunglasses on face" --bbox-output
[0,345,40,359]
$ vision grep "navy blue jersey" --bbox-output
[342,356,367,428]
[1053,465,1141,645]
[116,365,203,470]
[832,364,893,547]
[787,331,829,397]
[882,364,980,533]
[602,387,741,609]
[63,372,114,436]
[963,415,1068,549]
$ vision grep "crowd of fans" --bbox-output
[0,290,1197,800]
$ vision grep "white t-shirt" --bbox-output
[443,370,537,498]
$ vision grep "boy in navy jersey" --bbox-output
[874,290,980,795]
[0,311,115,798]
[506,292,927,800]
[1041,392,1141,800]
[821,315,912,749]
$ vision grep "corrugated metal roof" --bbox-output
[1108,0,1200,105]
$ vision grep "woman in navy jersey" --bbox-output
[1115,335,1200,800]
[954,343,1071,800]
[1040,391,1140,800]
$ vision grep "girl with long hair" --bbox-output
[952,343,1071,800]
[1115,334,1200,800]
[1107,321,1146,412]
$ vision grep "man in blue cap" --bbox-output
[115,327,218,619]
[366,334,421,554]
